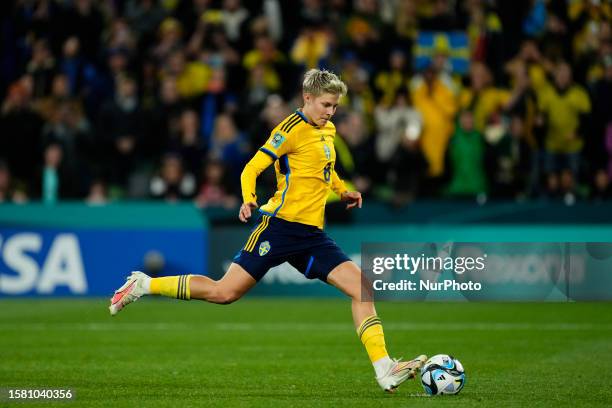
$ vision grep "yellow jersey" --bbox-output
[241,110,348,229]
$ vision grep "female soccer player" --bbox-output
[109,69,426,392]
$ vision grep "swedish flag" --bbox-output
[414,31,469,74]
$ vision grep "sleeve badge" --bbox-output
[269,132,286,148]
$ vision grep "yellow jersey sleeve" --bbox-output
[330,169,348,197]
[240,150,274,204]
[240,118,298,204]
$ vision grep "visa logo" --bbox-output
[0,233,88,295]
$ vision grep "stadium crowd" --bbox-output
[0,0,611,207]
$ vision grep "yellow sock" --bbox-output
[149,275,192,300]
[357,315,389,363]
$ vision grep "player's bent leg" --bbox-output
[189,262,257,304]
[109,264,256,315]
[327,261,426,393]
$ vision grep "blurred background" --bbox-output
[1,0,612,298]
[1,0,611,206]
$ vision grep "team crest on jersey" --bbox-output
[259,241,271,256]
[269,132,286,148]
[323,144,331,160]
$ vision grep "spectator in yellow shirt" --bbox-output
[539,61,591,197]
[459,62,510,132]
[411,60,457,181]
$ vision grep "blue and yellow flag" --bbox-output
[414,31,469,74]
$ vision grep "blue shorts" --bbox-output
[233,214,351,282]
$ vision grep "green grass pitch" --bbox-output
[1,299,611,407]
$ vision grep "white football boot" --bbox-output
[109,271,150,316]
[376,354,427,393]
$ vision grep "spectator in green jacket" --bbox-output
[447,110,487,198]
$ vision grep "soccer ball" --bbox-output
[420,354,466,395]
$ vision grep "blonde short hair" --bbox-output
[302,69,347,97]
